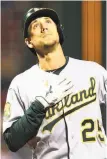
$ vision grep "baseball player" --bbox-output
[3,8,107,159]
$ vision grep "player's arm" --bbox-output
[3,77,73,152]
[3,87,46,152]
[3,99,46,152]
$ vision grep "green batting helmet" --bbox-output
[22,8,64,55]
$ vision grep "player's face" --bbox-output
[26,17,59,51]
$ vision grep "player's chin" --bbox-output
[44,39,58,47]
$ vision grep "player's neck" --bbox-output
[37,44,66,71]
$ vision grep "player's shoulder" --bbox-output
[69,57,106,71]
[69,57,95,65]
[9,64,39,89]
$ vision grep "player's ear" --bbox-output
[25,38,33,48]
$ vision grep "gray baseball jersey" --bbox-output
[3,57,107,159]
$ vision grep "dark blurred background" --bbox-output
[1,1,106,159]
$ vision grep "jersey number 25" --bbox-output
[81,119,105,142]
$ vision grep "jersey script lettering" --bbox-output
[43,77,96,132]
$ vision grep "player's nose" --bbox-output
[41,23,48,33]
[41,27,48,33]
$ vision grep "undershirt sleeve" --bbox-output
[3,100,46,152]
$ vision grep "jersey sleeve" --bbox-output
[97,64,107,106]
[3,77,24,133]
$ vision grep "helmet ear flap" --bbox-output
[27,47,36,55]
[57,24,64,45]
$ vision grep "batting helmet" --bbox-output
[23,8,64,55]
